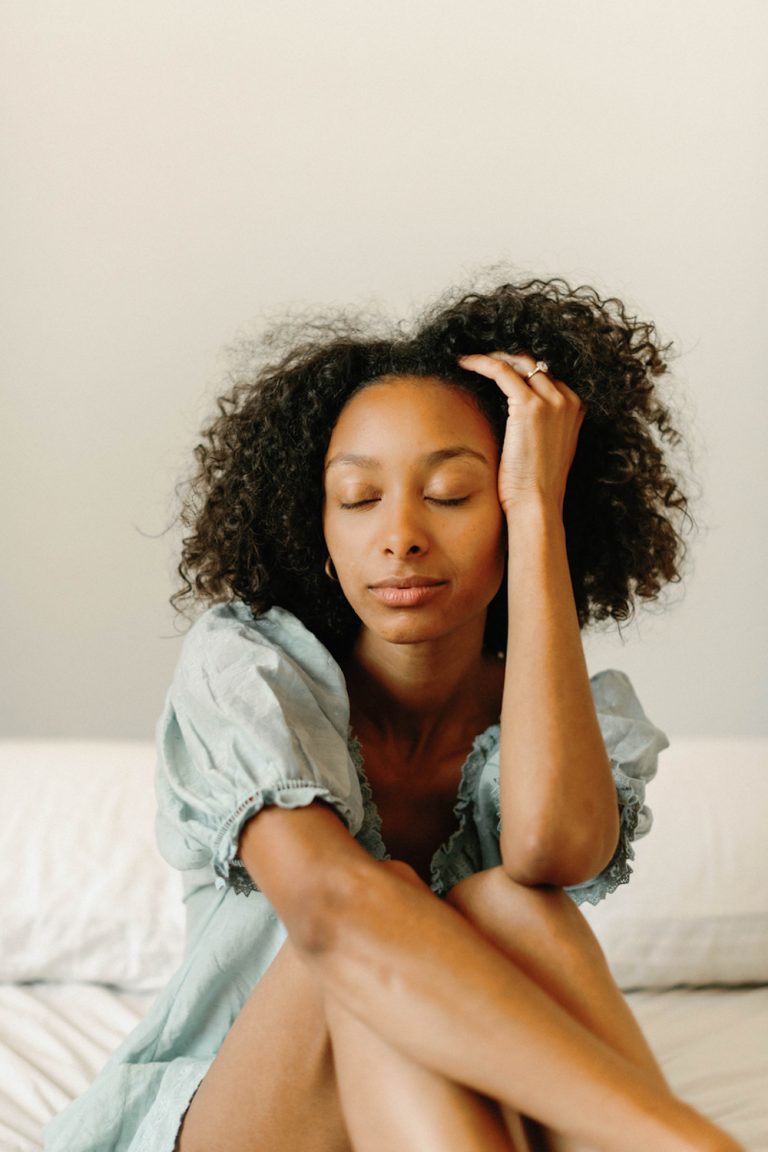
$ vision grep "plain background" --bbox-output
[2,0,766,739]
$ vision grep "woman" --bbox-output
[45,278,740,1151]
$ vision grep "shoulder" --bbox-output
[588,668,664,734]
[178,602,339,678]
[589,668,669,775]
[174,603,350,726]
[589,669,646,717]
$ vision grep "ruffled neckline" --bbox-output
[347,731,389,862]
[347,723,501,895]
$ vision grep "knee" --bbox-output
[445,866,524,913]
[447,867,584,932]
[447,868,609,966]
[380,859,429,890]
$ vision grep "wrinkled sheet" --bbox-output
[0,983,150,1152]
[1,982,766,1151]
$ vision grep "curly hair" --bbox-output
[173,277,690,659]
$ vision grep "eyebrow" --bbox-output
[324,446,490,472]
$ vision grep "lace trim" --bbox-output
[348,724,502,895]
[566,764,642,907]
[429,725,500,897]
[228,856,258,896]
[348,730,389,862]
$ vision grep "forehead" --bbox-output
[326,376,497,458]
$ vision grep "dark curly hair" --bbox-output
[173,277,690,659]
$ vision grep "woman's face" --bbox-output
[323,376,505,648]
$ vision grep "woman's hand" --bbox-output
[457,352,586,517]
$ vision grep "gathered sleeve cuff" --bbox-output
[154,604,364,895]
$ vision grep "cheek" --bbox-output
[473,522,506,603]
[484,541,506,591]
[323,514,367,596]
[324,510,355,560]
[322,504,344,552]
[469,508,505,561]
[476,519,506,594]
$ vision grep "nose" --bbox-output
[381,496,429,559]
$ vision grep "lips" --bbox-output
[367,575,447,607]
[369,576,445,589]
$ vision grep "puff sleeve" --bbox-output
[155,603,365,894]
[563,669,668,905]
[462,670,667,905]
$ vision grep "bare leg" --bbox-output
[179,864,739,1152]
[178,932,538,1152]
[326,994,529,1152]
[445,868,667,1150]
[176,939,350,1152]
[325,862,534,1152]
[179,862,536,1152]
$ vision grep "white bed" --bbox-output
[1,739,766,1151]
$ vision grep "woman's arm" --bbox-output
[500,499,619,885]
[239,803,734,1152]
[459,352,619,886]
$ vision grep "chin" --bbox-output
[351,605,430,644]
[362,607,474,648]
[380,626,439,646]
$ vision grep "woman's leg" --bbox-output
[326,994,529,1152]
[324,862,532,1152]
[179,864,725,1152]
[176,938,350,1152]
[446,869,665,1081]
[445,868,667,1150]
[177,864,533,1152]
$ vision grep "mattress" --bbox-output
[2,981,766,1151]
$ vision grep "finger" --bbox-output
[459,350,561,403]
[489,351,566,404]
[493,352,564,403]
[458,352,587,418]
[456,352,533,404]
[488,352,586,415]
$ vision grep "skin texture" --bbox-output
[323,376,505,651]
[177,363,740,1152]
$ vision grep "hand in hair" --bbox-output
[457,351,586,516]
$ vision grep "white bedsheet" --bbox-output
[0,983,151,1152]
[631,986,768,1146]
[1,982,766,1151]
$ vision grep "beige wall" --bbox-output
[2,1,766,737]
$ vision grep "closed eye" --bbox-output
[339,498,380,509]
[338,495,470,509]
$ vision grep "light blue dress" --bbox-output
[44,603,668,1152]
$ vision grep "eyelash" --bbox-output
[338,496,469,510]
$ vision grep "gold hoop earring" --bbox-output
[324,556,338,582]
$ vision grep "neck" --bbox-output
[344,618,496,749]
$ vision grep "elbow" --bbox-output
[287,857,376,958]
[500,817,620,889]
